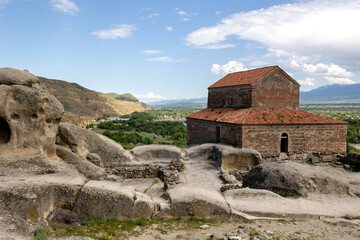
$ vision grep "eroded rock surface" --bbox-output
[0,70,64,159]
[243,162,350,197]
[57,122,132,166]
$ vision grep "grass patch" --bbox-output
[34,227,48,240]
[46,217,222,239]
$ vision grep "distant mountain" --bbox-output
[300,83,360,104]
[148,97,207,107]
[39,77,150,120]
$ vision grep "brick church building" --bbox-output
[187,66,348,156]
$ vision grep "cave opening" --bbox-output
[0,117,11,144]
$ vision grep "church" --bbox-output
[186,66,347,157]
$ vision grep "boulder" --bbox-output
[166,185,230,218]
[57,122,132,166]
[243,162,350,197]
[0,67,38,86]
[56,145,107,180]
[74,181,155,219]
[0,83,64,160]
[0,173,86,225]
[131,144,185,162]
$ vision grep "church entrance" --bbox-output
[0,117,11,144]
[281,133,288,153]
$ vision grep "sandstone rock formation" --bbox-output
[243,162,350,197]
[57,122,133,166]
[0,67,64,160]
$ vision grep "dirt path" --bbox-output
[127,218,360,240]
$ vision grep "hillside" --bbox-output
[39,77,150,119]
[300,83,360,104]
[103,92,139,102]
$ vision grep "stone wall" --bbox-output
[187,119,242,146]
[251,68,299,110]
[207,85,252,108]
[242,124,347,156]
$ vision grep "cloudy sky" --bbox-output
[0,0,359,102]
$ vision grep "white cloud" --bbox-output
[281,54,355,84]
[0,0,9,7]
[186,0,360,68]
[299,78,316,86]
[215,11,222,15]
[166,26,173,31]
[149,13,160,18]
[140,50,161,54]
[91,25,136,39]
[176,8,195,21]
[211,60,247,75]
[135,92,166,102]
[323,77,355,84]
[50,0,79,15]
[200,44,235,50]
[146,56,185,62]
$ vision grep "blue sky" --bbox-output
[0,0,359,102]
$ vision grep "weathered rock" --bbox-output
[338,153,360,172]
[220,169,238,184]
[243,162,350,197]
[86,153,104,168]
[131,144,185,162]
[0,84,64,160]
[0,173,86,227]
[0,210,30,240]
[46,208,81,229]
[167,185,230,218]
[56,145,106,180]
[74,181,155,219]
[224,188,282,199]
[0,67,38,86]
[185,144,261,170]
[57,122,132,166]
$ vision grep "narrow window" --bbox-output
[280,133,288,153]
[222,99,225,106]
[216,126,220,143]
[0,117,11,144]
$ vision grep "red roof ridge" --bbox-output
[208,66,278,89]
[186,108,348,125]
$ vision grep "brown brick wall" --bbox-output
[251,68,299,110]
[207,85,252,108]
[242,124,347,155]
[187,118,242,146]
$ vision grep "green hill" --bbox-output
[103,93,139,102]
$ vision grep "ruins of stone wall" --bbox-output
[187,119,242,146]
[242,124,347,155]
[251,68,299,110]
[207,85,252,108]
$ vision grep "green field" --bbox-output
[89,105,360,150]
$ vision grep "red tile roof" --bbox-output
[208,66,278,89]
[187,108,348,125]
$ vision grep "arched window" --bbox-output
[281,133,288,153]
[0,117,11,144]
